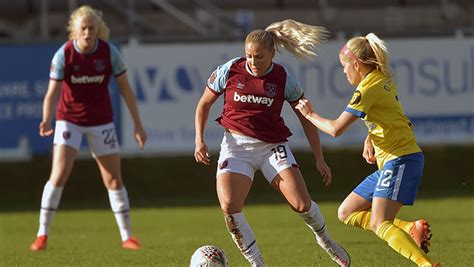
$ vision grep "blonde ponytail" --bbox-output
[67,5,110,41]
[246,19,328,61]
[341,33,391,76]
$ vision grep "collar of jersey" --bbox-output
[73,39,99,54]
[245,61,274,77]
[359,69,383,89]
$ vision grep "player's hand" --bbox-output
[295,99,314,118]
[316,159,333,186]
[363,136,376,165]
[39,121,54,137]
[195,141,210,165]
[134,126,147,150]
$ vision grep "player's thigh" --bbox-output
[50,121,82,186]
[53,120,83,151]
[49,144,78,186]
[95,152,122,190]
[338,192,372,222]
[260,142,298,184]
[216,172,253,214]
[353,170,380,204]
[371,197,403,230]
[86,122,120,157]
[271,166,311,213]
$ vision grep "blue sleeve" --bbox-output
[284,70,304,102]
[207,57,240,94]
[345,107,366,118]
[110,44,127,76]
[50,43,66,80]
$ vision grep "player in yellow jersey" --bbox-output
[295,33,440,267]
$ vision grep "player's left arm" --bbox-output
[116,73,147,150]
[296,99,358,138]
[290,98,332,186]
[285,72,332,185]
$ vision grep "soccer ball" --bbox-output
[189,245,229,267]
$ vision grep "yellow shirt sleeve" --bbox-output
[345,80,381,118]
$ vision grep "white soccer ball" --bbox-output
[189,245,229,267]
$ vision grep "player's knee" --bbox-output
[220,201,242,215]
[48,174,68,187]
[104,177,123,190]
[290,199,311,213]
[337,205,350,223]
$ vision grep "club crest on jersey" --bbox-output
[219,160,228,169]
[62,131,71,139]
[350,90,362,105]
[95,59,105,72]
[265,83,277,97]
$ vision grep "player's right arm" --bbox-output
[194,59,234,165]
[194,87,219,165]
[40,44,66,137]
[39,80,62,137]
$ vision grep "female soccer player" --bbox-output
[29,5,147,251]
[194,19,350,267]
[295,33,440,266]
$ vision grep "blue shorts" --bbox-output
[353,152,424,205]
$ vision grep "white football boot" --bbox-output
[318,237,351,267]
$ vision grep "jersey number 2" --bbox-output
[377,170,393,187]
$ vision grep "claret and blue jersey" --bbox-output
[207,57,304,143]
[50,39,126,126]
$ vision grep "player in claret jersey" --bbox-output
[30,5,147,251]
[296,33,440,267]
[194,19,350,267]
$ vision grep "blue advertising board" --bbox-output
[0,44,121,156]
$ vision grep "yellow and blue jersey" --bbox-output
[345,70,421,170]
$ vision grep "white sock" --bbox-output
[108,187,132,241]
[224,212,264,266]
[298,200,330,245]
[37,181,63,236]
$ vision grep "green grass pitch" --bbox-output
[1,196,472,266]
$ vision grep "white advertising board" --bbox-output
[121,38,474,154]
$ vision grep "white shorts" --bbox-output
[53,120,120,157]
[216,131,298,183]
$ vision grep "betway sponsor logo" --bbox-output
[71,75,105,84]
[233,92,274,107]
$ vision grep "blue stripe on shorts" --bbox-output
[353,152,424,205]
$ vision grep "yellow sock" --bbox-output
[394,217,414,233]
[376,221,434,266]
[343,211,372,230]
[344,211,414,233]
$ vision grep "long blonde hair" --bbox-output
[341,33,391,76]
[245,19,328,61]
[67,5,110,41]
